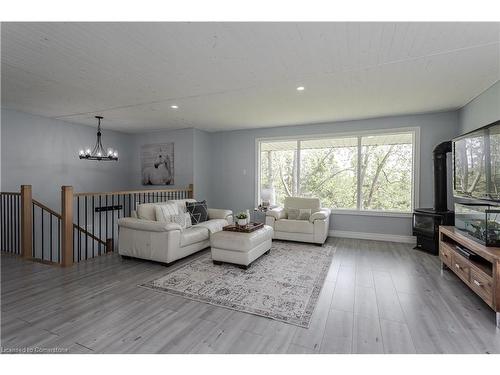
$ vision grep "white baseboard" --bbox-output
[329,230,416,244]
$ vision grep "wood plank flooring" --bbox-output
[1,238,499,354]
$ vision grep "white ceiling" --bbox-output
[1,22,499,133]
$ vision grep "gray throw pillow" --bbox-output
[287,208,299,220]
[298,208,311,220]
[186,200,208,225]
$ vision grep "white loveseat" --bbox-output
[265,197,331,244]
[118,199,233,265]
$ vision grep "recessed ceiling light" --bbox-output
[296,86,305,91]
[170,105,179,109]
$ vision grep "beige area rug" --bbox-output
[140,241,335,327]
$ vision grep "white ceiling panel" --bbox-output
[1,22,499,132]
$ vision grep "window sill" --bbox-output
[330,209,412,218]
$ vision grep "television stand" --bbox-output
[439,226,500,328]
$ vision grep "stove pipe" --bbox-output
[433,141,452,212]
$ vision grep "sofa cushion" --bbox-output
[154,203,179,222]
[180,227,209,247]
[275,219,314,234]
[193,219,227,234]
[186,200,209,225]
[136,203,159,221]
[168,199,197,213]
[284,197,320,213]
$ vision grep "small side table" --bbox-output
[252,206,275,224]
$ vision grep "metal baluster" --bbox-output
[92,195,95,257]
[118,195,121,219]
[1,196,3,251]
[58,218,61,263]
[16,196,20,254]
[41,207,44,260]
[32,203,35,257]
[85,196,88,260]
[111,195,115,251]
[77,197,81,262]
[50,213,53,262]
[2,194,7,251]
[8,195,10,252]
[99,195,102,255]
[105,195,108,245]
[0,196,3,251]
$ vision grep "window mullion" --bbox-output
[296,140,301,196]
[357,136,362,210]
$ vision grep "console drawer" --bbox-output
[470,269,493,307]
[439,243,453,267]
[452,254,470,283]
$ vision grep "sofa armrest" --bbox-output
[208,208,233,221]
[310,208,331,222]
[118,218,182,232]
[266,207,286,220]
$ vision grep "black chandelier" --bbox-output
[79,116,118,161]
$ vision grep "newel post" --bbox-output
[61,186,74,267]
[188,184,194,199]
[20,185,33,259]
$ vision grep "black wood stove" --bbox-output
[412,141,455,254]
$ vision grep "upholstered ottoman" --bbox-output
[210,225,273,269]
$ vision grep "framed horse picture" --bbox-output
[141,143,174,185]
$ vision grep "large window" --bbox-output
[257,129,418,214]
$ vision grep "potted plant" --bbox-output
[236,212,249,226]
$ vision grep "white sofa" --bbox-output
[265,197,331,244]
[118,199,233,265]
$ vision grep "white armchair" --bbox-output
[265,197,331,244]
[118,199,233,265]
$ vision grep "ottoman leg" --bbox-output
[239,264,249,270]
[265,249,271,255]
[213,260,223,266]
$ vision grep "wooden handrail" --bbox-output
[32,199,106,246]
[1,192,21,196]
[74,186,193,197]
[73,223,107,246]
[32,199,62,219]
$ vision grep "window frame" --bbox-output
[255,127,420,217]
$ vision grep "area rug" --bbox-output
[140,241,335,327]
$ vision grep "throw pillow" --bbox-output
[287,208,300,220]
[186,200,208,225]
[154,203,179,222]
[298,208,312,221]
[183,212,193,228]
[169,213,191,229]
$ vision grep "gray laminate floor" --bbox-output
[1,238,499,354]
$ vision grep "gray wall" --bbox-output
[193,129,213,201]
[458,81,500,134]
[1,109,135,210]
[209,111,460,236]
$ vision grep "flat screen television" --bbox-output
[453,120,500,201]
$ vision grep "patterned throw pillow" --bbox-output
[154,203,179,222]
[155,204,192,229]
[169,213,192,229]
[186,200,208,225]
[183,212,193,228]
[287,208,300,220]
[298,208,311,221]
[287,208,311,220]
